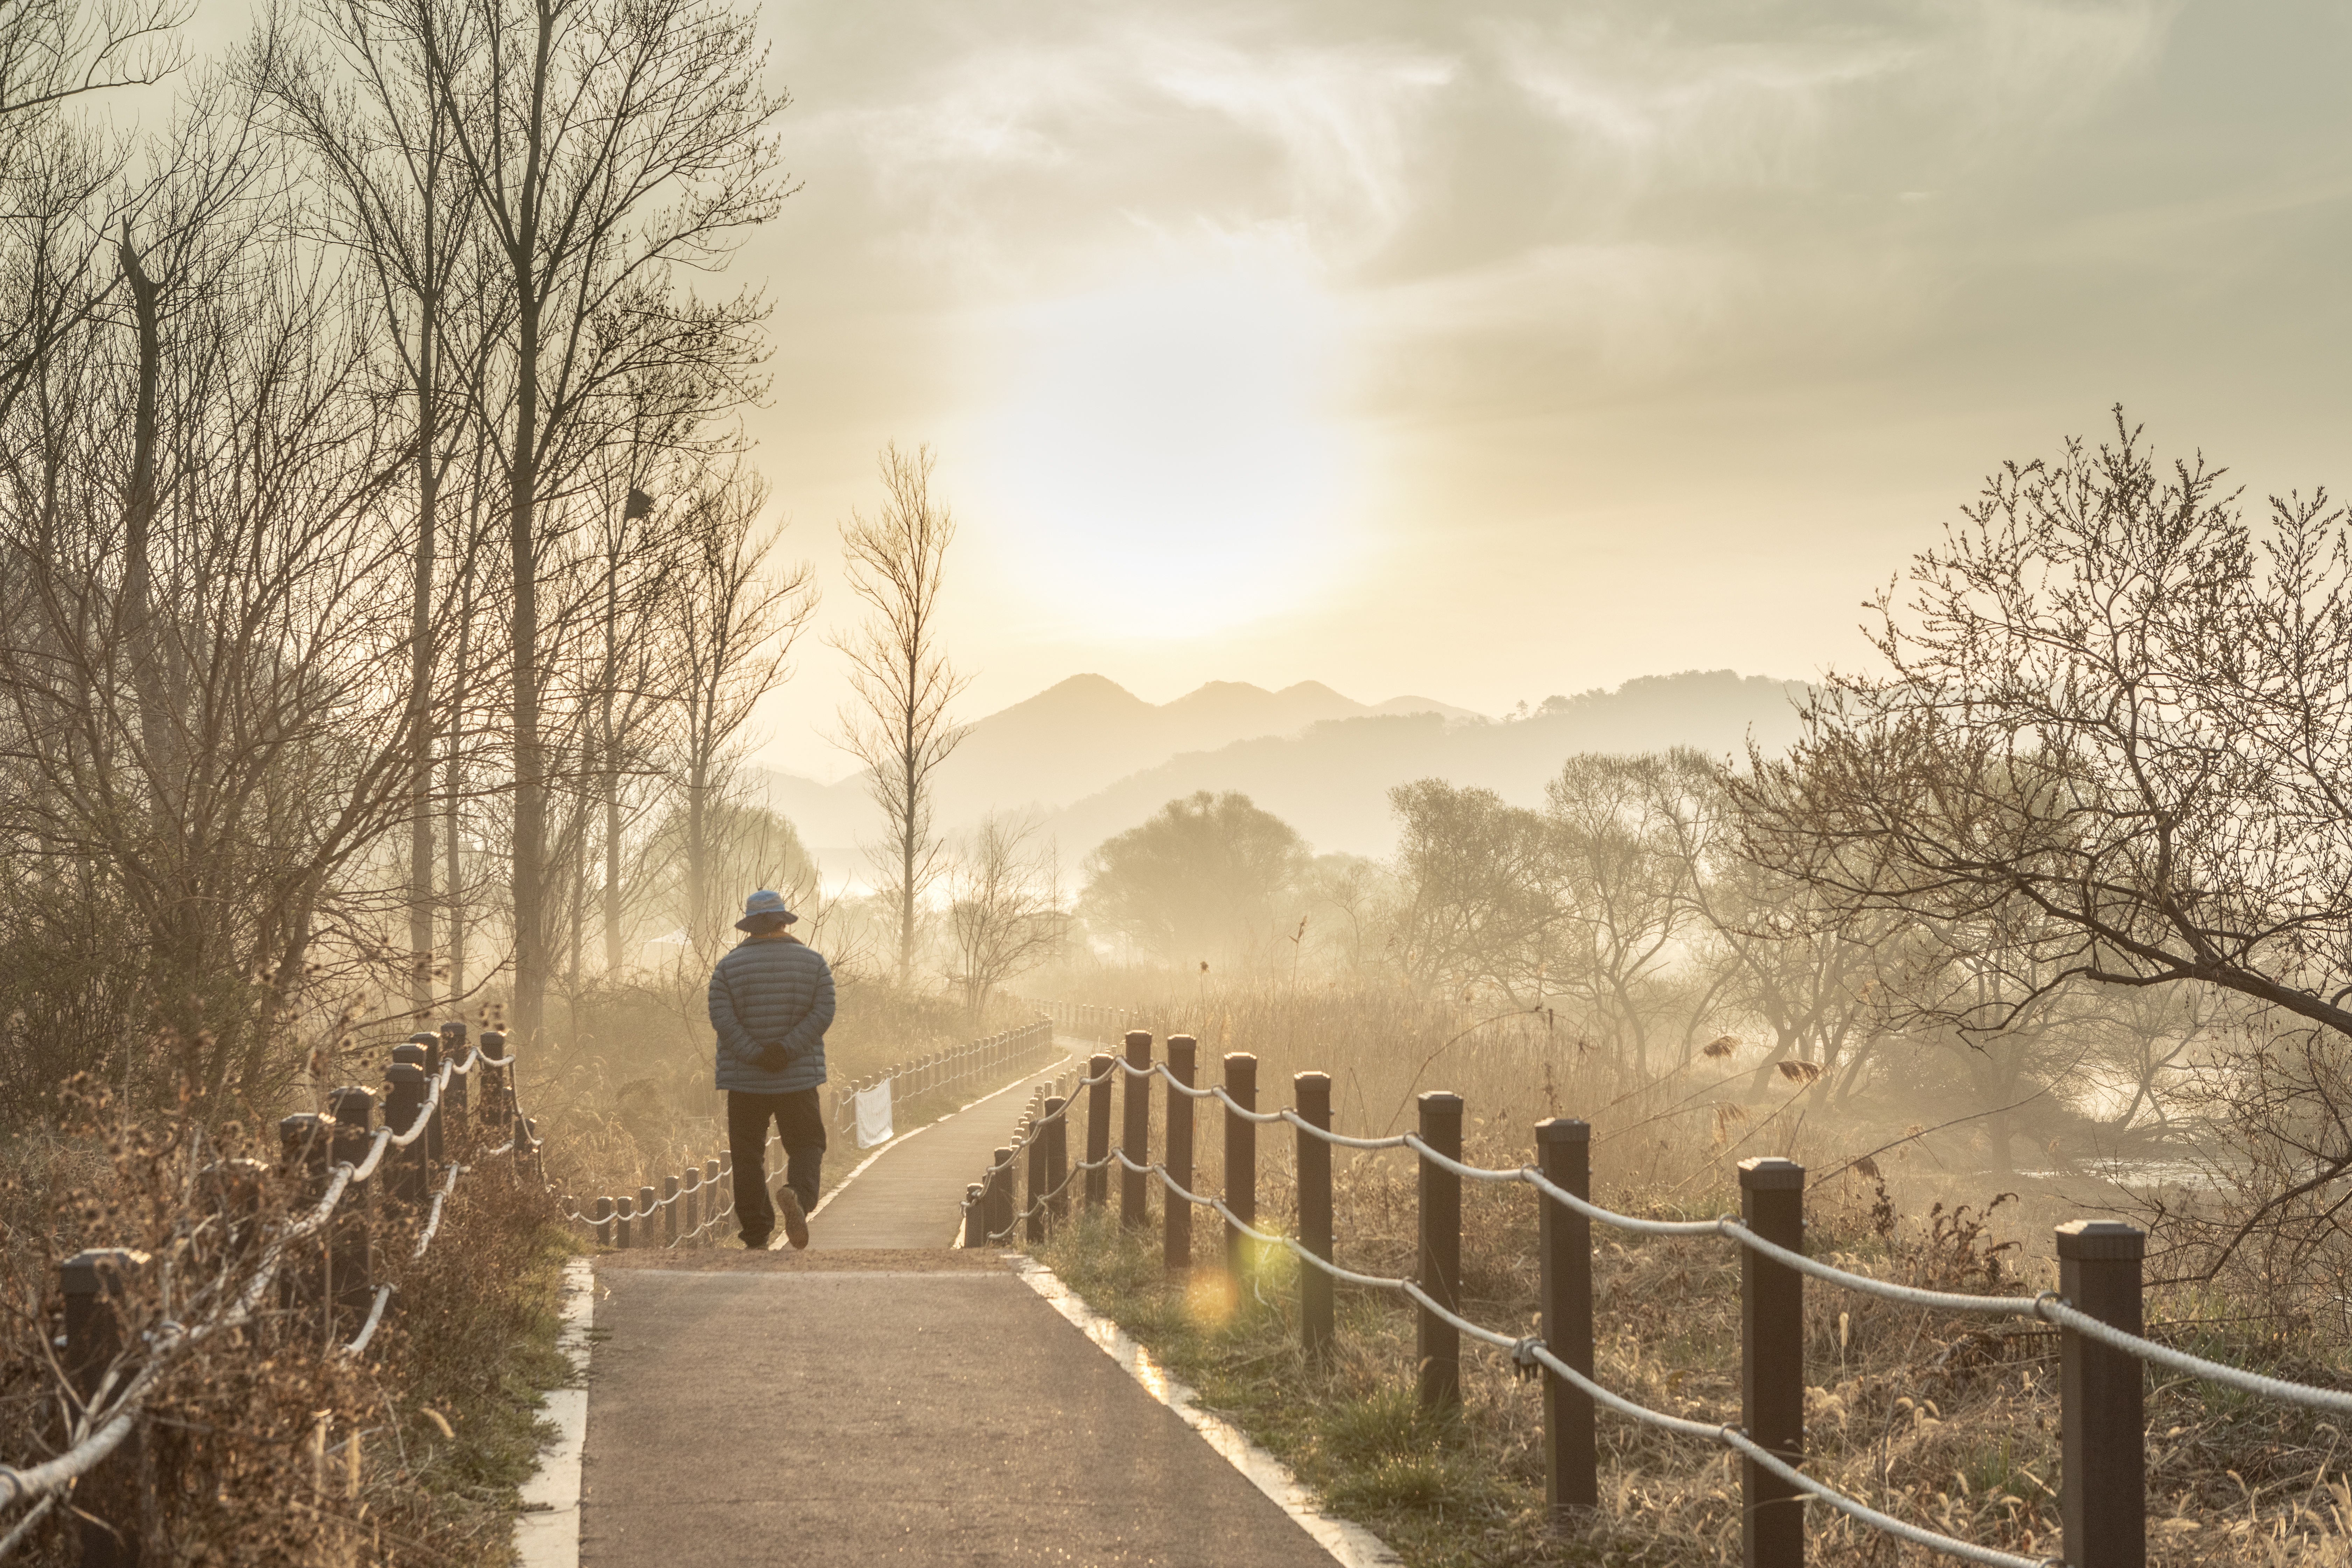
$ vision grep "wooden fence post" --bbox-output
[592,1196,613,1248]
[987,1148,1014,1243]
[638,1186,657,1253]
[616,1197,635,1250]
[1740,1156,1805,1568]
[1224,1054,1258,1293]
[383,1062,428,1203]
[440,1021,470,1144]
[62,1248,148,1568]
[662,1176,680,1248]
[1120,1031,1153,1231]
[1295,1072,1333,1360]
[327,1088,376,1329]
[707,1158,725,1231]
[1538,1117,1595,1513]
[278,1113,332,1317]
[1416,1091,1463,1411]
[1085,1054,1113,1211]
[2058,1220,2146,1568]
[412,1031,446,1163]
[1164,1035,1196,1271]
[1045,1097,1069,1225]
[1026,1129,1048,1244]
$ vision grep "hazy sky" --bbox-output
[728,0,2352,779]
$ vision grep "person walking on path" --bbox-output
[710,889,834,1249]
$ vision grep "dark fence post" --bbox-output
[1296,1072,1334,1360]
[616,1197,636,1250]
[62,1248,148,1568]
[1120,1031,1152,1231]
[2058,1220,2146,1568]
[592,1196,613,1248]
[963,1184,986,1247]
[1085,1054,1113,1211]
[1224,1054,1258,1293]
[327,1088,376,1328]
[411,1031,446,1163]
[1538,1118,1596,1513]
[987,1148,1014,1243]
[1026,1129,1048,1244]
[1416,1091,1463,1411]
[638,1185,657,1252]
[662,1175,680,1248]
[440,1021,470,1144]
[1165,1035,1196,1272]
[383,1061,428,1203]
[278,1113,332,1317]
[1045,1097,1070,1226]
[1739,1156,1805,1568]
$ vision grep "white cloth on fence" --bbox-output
[853,1079,895,1148]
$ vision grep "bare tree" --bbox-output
[833,442,968,987]
[945,812,1065,1016]
[422,0,789,1043]
[671,465,814,957]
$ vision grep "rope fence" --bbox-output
[962,1017,2352,1568]
[827,1018,1059,1144]
[1,1021,553,1556]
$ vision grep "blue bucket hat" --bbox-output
[735,889,799,932]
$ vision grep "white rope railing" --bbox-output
[2,1039,532,1509]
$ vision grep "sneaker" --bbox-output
[777,1186,810,1251]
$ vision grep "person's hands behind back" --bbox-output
[755,1040,790,1072]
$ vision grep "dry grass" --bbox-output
[0,1083,576,1566]
[1029,976,2352,1566]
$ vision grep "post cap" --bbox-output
[61,1248,149,1296]
[482,1031,505,1048]
[1294,1071,1331,1091]
[1535,1117,1591,1144]
[1124,1030,1153,1057]
[1168,1033,1198,1049]
[390,1042,427,1067]
[406,1031,439,1045]
[1418,1090,1464,1114]
[440,1020,467,1039]
[1738,1156,1805,1190]
[1044,1096,1066,1111]
[1089,1052,1114,1070]
[2054,1219,2145,1260]
[386,1062,425,1086]
[327,1087,375,1126]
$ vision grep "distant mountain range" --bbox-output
[757,669,1809,870]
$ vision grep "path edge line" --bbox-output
[513,1254,595,1568]
[1008,1255,1402,1568]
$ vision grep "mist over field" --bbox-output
[13,0,2352,1559]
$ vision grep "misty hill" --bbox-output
[752,676,1483,850]
[1040,670,1811,860]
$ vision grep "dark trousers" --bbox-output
[728,1088,827,1245]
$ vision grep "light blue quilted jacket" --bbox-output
[708,934,833,1094]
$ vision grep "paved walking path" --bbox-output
[578,1040,1346,1568]
[808,1055,1080,1249]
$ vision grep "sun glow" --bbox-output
[984,264,1354,637]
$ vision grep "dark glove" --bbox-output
[754,1040,790,1072]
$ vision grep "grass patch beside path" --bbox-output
[1035,1213,1598,1568]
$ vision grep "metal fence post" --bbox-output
[1165,1035,1196,1271]
[2058,1220,2146,1568]
[1044,1096,1069,1226]
[1224,1053,1258,1293]
[1296,1072,1334,1360]
[1416,1090,1463,1411]
[1740,1156,1805,1568]
[62,1248,148,1568]
[1085,1054,1113,1211]
[1538,1118,1596,1513]
[1120,1031,1153,1231]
